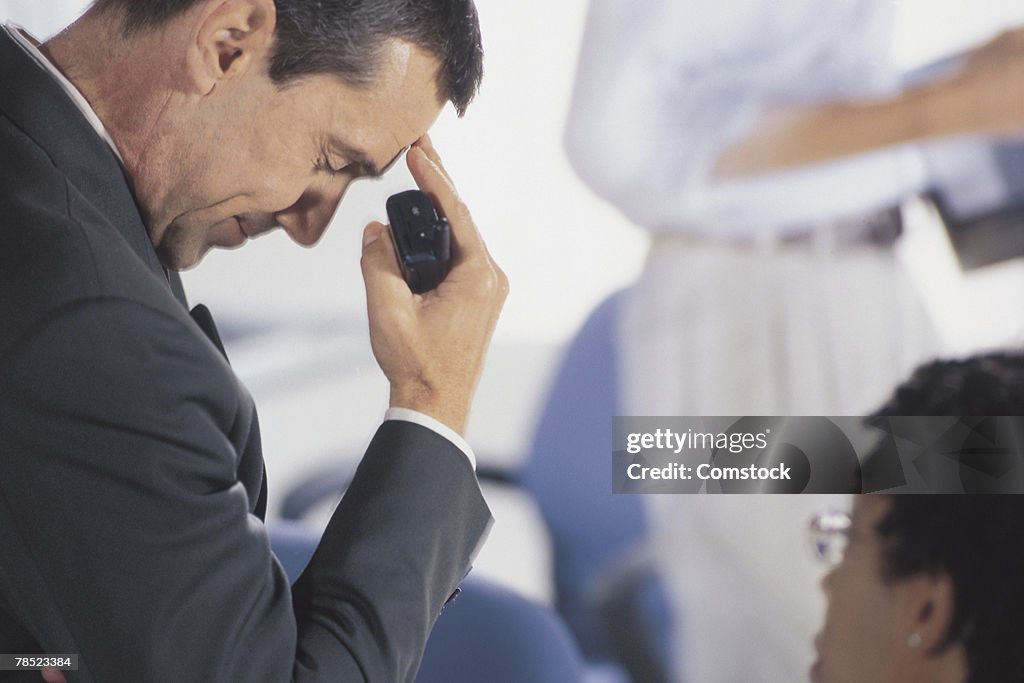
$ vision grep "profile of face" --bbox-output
[135,3,445,270]
[811,497,964,683]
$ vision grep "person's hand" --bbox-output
[360,135,508,435]
[960,27,1024,77]
[943,26,1024,135]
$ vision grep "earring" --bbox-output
[907,633,923,648]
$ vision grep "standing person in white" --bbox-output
[565,0,1024,680]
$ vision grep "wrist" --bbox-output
[389,381,471,436]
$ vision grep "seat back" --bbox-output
[416,579,585,683]
[521,292,673,681]
[267,520,320,582]
[268,524,585,683]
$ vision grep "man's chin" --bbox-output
[155,214,256,271]
[155,241,211,272]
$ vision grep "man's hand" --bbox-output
[360,135,508,435]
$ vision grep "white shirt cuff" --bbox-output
[384,407,477,470]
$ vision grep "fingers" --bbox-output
[412,134,450,184]
[405,139,508,302]
[406,143,489,267]
[360,220,408,306]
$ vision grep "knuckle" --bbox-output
[494,267,510,299]
[451,201,473,227]
[474,266,509,302]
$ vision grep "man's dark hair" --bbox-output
[872,496,1024,683]
[873,352,1024,416]
[92,0,483,115]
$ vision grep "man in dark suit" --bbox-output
[0,0,507,680]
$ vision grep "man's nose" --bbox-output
[274,180,350,246]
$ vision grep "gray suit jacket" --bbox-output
[0,30,491,682]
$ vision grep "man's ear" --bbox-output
[186,0,276,95]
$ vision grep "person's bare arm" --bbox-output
[713,27,1024,178]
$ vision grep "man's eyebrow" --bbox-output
[329,137,407,178]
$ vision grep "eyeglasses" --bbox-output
[808,510,852,566]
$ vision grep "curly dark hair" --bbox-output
[873,495,1024,683]
[874,352,1024,416]
[92,0,483,115]
[868,353,1024,681]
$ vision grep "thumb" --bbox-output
[360,221,406,300]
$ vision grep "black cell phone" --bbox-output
[386,189,451,293]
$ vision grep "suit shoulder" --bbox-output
[0,116,182,352]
